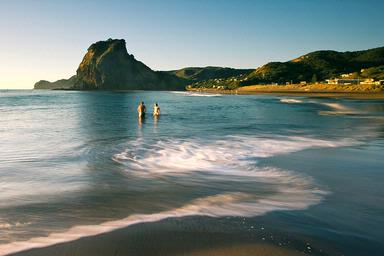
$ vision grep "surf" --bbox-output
[0,135,355,255]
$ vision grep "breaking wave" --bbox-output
[0,135,355,255]
[280,98,303,104]
[171,91,222,97]
[318,102,361,116]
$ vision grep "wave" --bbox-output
[171,91,222,97]
[278,97,363,116]
[279,99,362,116]
[0,222,31,229]
[318,102,361,116]
[0,188,325,255]
[280,98,303,104]
[113,136,353,176]
[0,135,354,255]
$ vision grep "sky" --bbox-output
[0,0,383,89]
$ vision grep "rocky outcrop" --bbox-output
[35,38,188,90]
[73,39,187,90]
[34,75,77,89]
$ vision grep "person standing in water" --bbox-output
[137,101,146,118]
[153,102,160,117]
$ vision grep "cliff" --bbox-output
[73,39,187,90]
[35,39,188,90]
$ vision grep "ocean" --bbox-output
[0,90,383,255]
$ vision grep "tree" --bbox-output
[311,74,318,84]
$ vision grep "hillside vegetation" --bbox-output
[167,67,253,81]
[189,46,384,90]
[34,75,77,89]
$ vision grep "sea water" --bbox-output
[0,90,383,255]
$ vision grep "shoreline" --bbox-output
[9,216,307,256]
[187,86,384,99]
[29,87,384,99]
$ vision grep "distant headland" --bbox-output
[34,38,384,93]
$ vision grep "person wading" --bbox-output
[137,101,146,118]
[153,102,160,117]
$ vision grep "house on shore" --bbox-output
[326,78,360,85]
[360,78,375,85]
[327,78,377,85]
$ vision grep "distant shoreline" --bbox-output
[31,86,384,100]
[187,84,384,99]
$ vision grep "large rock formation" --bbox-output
[73,39,187,90]
[35,39,188,90]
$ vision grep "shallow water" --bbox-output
[0,90,383,255]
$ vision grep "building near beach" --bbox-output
[326,78,360,85]
[360,78,375,85]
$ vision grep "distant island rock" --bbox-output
[34,75,77,90]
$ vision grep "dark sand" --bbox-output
[10,216,312,256]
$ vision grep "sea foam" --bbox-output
[171,91,222,97]
[0,135,354,255]
[280,98,303,104]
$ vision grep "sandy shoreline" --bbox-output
[187,88,384,99]
[8,216,310,256]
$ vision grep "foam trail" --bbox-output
[171,91,222,97]
[0,189,324,256]
[319,102,361,116]
[280,98,303,104]
[0,135,352,255]
[113,136,355,176]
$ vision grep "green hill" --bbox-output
[167,67,253,81]
[360,65,384,80]
[189,46,384,89]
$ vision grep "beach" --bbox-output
[188,84,384,99]
[10,216,307,256]
[1,90,383,256]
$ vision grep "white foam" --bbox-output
[0,188,324,255]
[0,135,354,255]
[279,99,362,116]
[0,222,31,229]
[171,91,222,97]
[113,136,353,176]
[280,98,303,104]
[319,102,361,116]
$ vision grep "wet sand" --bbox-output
[188,88,384,99]
[10,217,307,256]
[182,244,301,256]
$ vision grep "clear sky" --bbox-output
[0,0,383,89]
